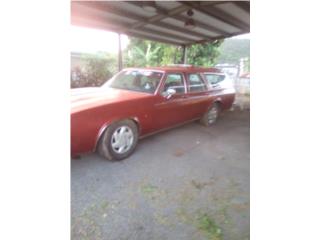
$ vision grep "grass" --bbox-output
[176,208,190,223]
[197,214,223,240]
[191,179,214,190]
[100,200,109,211]
[141,184,158,194]
[71,200,110,240]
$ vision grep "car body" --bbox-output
[71,65,235,160]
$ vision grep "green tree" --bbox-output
[216,38,250,64]
[124,38,175,67]
[124,37,223,67]
[128,41,160,66]
[160,45,183,65]
[71,38,226,88]
[187,40,223,66]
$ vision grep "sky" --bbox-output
[232,33,250,39]
[70,26,129,54]
[70,26,250,53]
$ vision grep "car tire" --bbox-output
[200,102,220,127]
[98,120,139,161]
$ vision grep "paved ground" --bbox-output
[71,109,250,240]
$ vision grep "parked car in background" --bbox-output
[71,65,235,161]
[215,63,239,81]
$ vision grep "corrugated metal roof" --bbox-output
[188,10,242,33]
[71,1,250,46]
[144,24,203,41]
[215,2,250,24]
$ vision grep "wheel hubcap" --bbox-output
[111,126,134,154]
[208,107,218,124]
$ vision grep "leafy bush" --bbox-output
[123,38,222,67]
[71,52,117,88]
[71,37,226,88]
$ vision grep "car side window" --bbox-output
[162,73,185,94]
[204,74,225,86]
[188,74,207,92]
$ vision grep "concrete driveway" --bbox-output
[71,109,250,240]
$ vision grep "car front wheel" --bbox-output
[98,120,139,161]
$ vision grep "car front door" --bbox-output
[153,73,190,130]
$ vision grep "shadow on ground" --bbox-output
[71,109,250,240]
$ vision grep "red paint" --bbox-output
[71,66,235,156]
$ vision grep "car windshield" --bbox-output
[104,69,163,94]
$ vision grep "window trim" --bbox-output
[159,72,187,96]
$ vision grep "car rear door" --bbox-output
[202,72,235,110]
[183,73,213,119]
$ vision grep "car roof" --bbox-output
[123,65,222,74]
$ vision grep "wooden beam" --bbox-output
[183,30,249,46]
[71,15,182,46]
[124,32,182,46]
[125,1,231,37]
[132,1,230,36]
[125,1,190,29]
[75,1,206,42]
[111,5,216,39]
[233,1,250,14]
[74,4,192,44]
[72,2,189,44]
[170,14,230,36]
[180,1,250,32]
[200,1,237,7]
[151,4,230,36]
[71,1,249,46]
[148,22,209,40]
[132,26,195,43]
[199,1,224,7]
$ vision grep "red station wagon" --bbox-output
[71,65,235,161]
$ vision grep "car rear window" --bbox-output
[204,73,226,85]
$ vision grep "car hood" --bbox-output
[71,87,150,113]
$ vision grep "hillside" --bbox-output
[217,38,250,64]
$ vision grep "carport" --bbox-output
[71,2,250,239]
[71,1,250,70]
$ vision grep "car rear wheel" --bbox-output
[98,120,139,161]
[200,102,220,127]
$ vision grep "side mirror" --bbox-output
[163,88,176,99]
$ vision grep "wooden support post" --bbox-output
[118,33,122,71]
[182,45,187,64]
